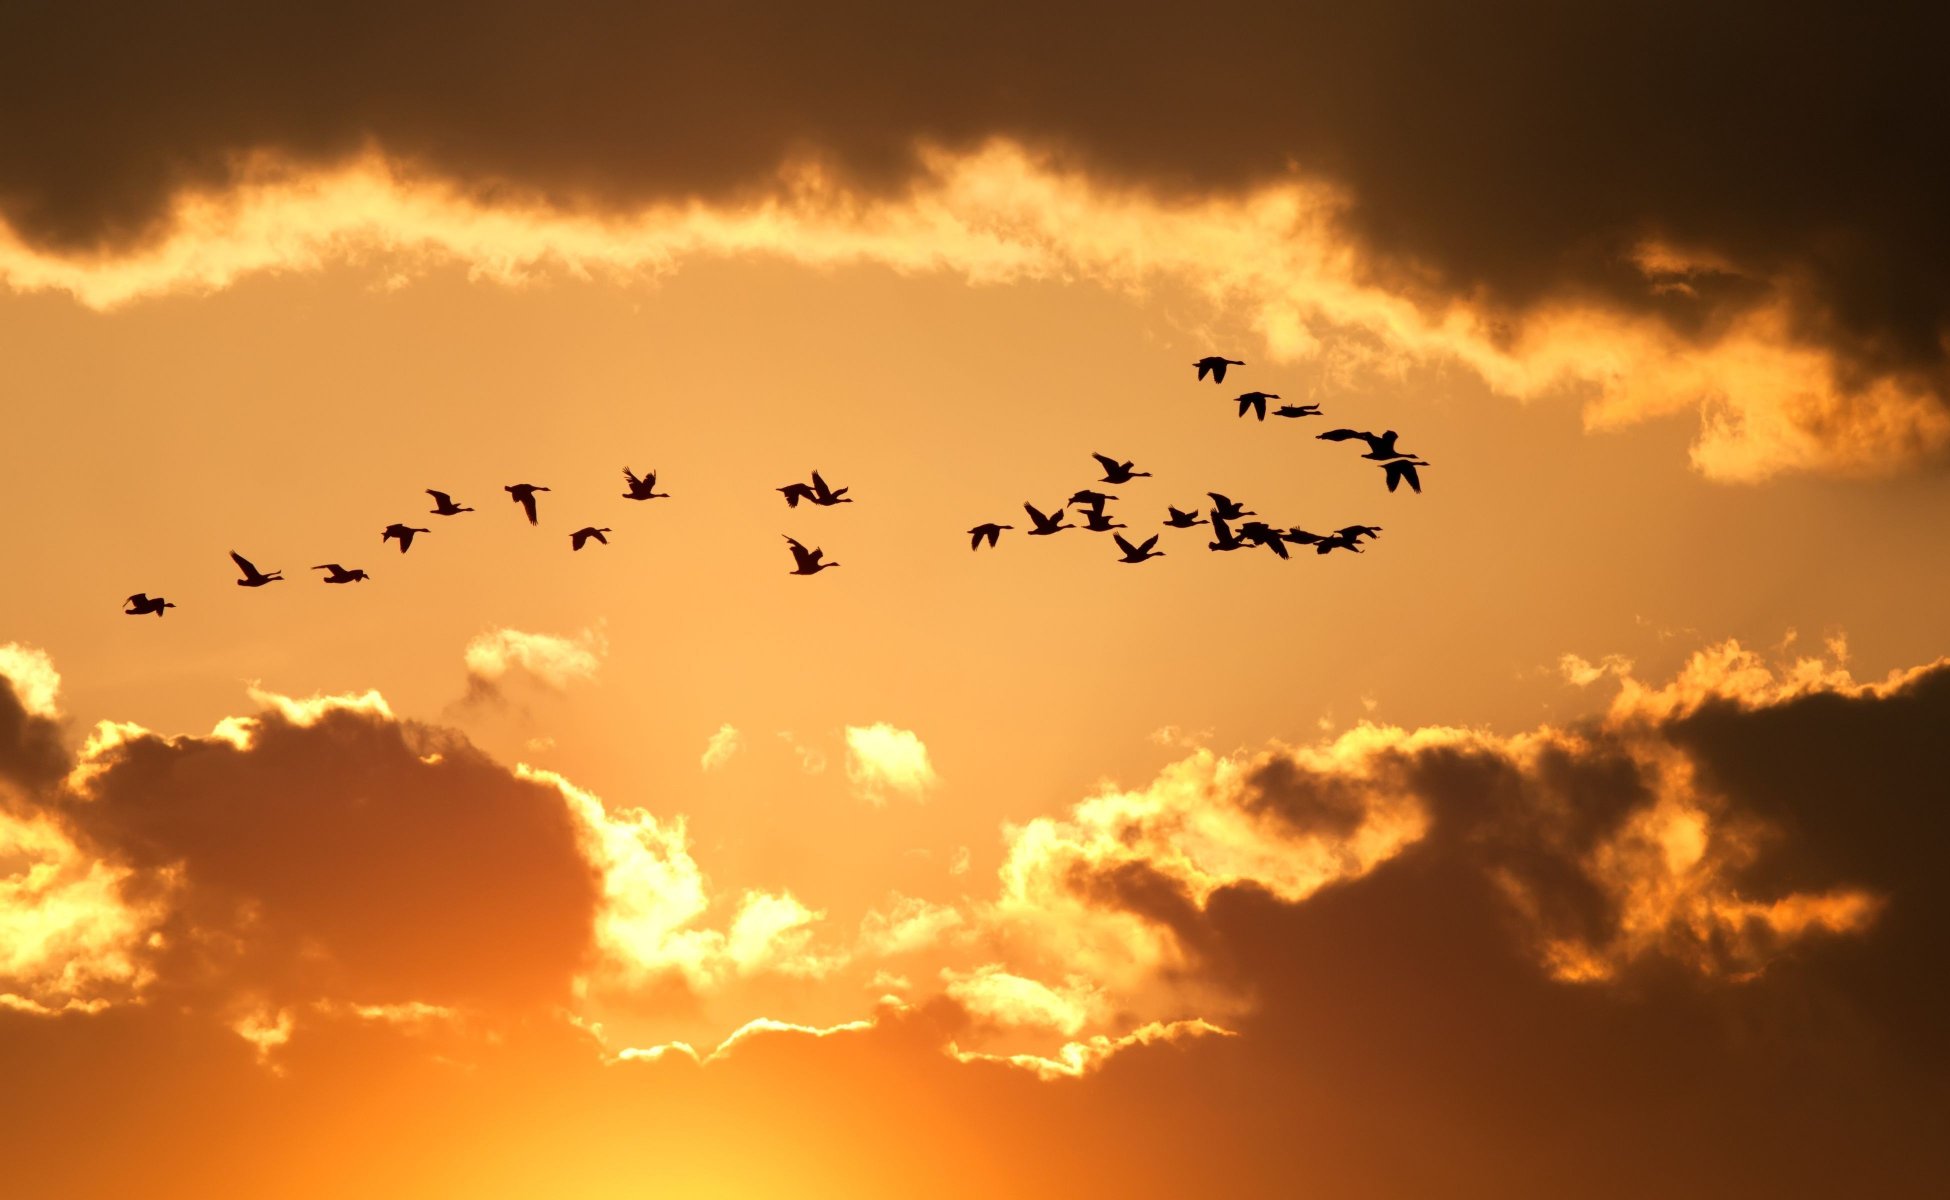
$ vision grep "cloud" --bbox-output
[699,724,741,772]
[461,626,606,703]
[0,644,59,719]
[844,723,938,804]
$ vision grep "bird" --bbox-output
[1233,392,1278,421]
[1207,515,1251,552]
[1281,527,1325,546]
[312,564,370,583]
[1195,356,1245,383]
[968,523,1012,550]
[1317,428,1417,461]
[1237,521,1292,559]
[779,482,816,507]
[1082,510,1127,533]
[622,468,669,500]
[1315,532,1367,555]
[1164,506,1208,528]
[1207,492,1255,521]
[1273,404,1323,419]
[426,490,473,516]
[1092,453,1151,484]
[1113,534,1165,563]
[123,593,175,617]
[506,483,550,524]
[809,471,852,506]
[1379,458,1429,494]
[229,550,283,587]
[1024,503,1071,535]
[1069,489,1118,512]
[784,535,840,575]
[1337,525,1384,543]
[570,526,612,551]
[382,523,430,553]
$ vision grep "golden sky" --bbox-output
[4,5,1950,1197]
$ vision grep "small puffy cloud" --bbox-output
[857,895,964,959]
[844,723,938,804]
[943,965,1106,1036]
[699,724,742,772]
[462,627,606,701]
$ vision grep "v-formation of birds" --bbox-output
[123,361,1428,614]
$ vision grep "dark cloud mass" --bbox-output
[3,2,1949,390]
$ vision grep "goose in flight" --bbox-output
[312,564,371,583]
[506,483,550,524]
[1234,391,1278,421]
[427,490,473,516]
[1381,458,1430,494]
[1315,532,1367,555]
[623,468,670,501]
[570,526,612,551]
[1273,404,1323,419]
[1092,453,1151,484]
[1207,492,1255,521]
[968,522,1012,550]
[1024,502,1071,535]
[1164,506,1208,528]
[1069,489,1117,512]
[1317,428,1416,461]
[1114,534,1164,563]
[779,482,816,507]
[1194,356,1245,383]
[1082,510,1128,533]
[809,471,852,506]
[1281,527,1324,546]
[1337,524,1383,543]
[1207,515,1251,552]
[229,550,283,587]
[784,535,840,575]
[382,523,430,553]
[123,593,175,616]
[1238,521,1292,559]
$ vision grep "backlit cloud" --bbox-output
[844,723,939,804]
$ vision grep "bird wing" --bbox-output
[811,470,831,498]
[1402,464,1422,493]
[1197,361,1212,380]
[312,564,339,572]
[1264,536,1290,559]
[125,593,146,606]
[1212,362,1228,383]
[427,489,451,505]
[521,494,538,523]
[1138,535,1159,554]
[229,550,257,576]
[1091,453,1120,474]
[1113,534,1137,555]
[1024,502,1050,525]
[622,468,642,489]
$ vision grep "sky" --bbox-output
[3,4,1949,1196]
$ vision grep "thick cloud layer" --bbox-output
[4,1,1948,396]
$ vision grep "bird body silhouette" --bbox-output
[570,526,612,550]
[785,535,840,575]
[1234,392,1277,421]
[1164,506,1208,528]
[506,484,550,524]
[1114,533,1164,563]
[124,593,175,616]
[1273,404,1323,418]
[1207,515,1250,551]
[1024,503,1071,535]
[427,490,473,516]
[1069,489,1117,512]
[382,523,430,553]
[968,523,1011,550]
[622,468,669,500]
[229,551,283,587]
[1318,428,1416,460]
[1092,453,1151,484]
[1316,532,1367,554]
[809,471,852,506]
[1381,458,1429,493]
[779,482,815,507]
[312,564,370,583]
[1238,521,1292,558]
[1082,510,1127,532]
[1282,527,1324,545]
[1337,525,1383,542]
[1207,492,1255,521]
[1195,356,1245,383]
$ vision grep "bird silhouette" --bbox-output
[809,471,853,506]
[382,523,430,553]
[1092,453,1151,484]
[1069,489,1118,512]
[1238,521,1292,558]
[1233,392,1278,421]
[1082,510,1128,532]
[1195,356,1245,383]
[123,593,175,616]
[229,551,283,587]
[1113,533,1165,563]
[622,468,670,500]
[1207,492,1255,521]
[1024,502,1071,535]
[1315,532,1367,554]
[1380,458,1429,493]
[1337,525,1384,543]
[1281,527,1325,546]
[778,482,816,507]
[1318,428,1416,460]
[1273,404,1323,419]
[1164,506,1208,528]
[312,564,371,583]
[570,526,612,550]
[427,490,474,516]
[968,523,1012,550]
[784,535,840,575]
[1207,515,1251,552]
[506,484,550,524]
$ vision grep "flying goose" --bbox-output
[570,526,612,550]
[1380,458,1429,494]
[229,550,283,587]
[784,535,840,575]
[123,593,176,616]
[1113,534,1165,563]
[1164,506,1208,528]
[1273,404,1323,419]
[1317,428,1416,461]
[1194,356,1245,383]
[427,490,473,516]
[382,523,430,553]
[312,564,370,583]
[506,483,550,524]
[968,523,1012,550]
[622,468,670,500]
[1024,503,1071,535]
[1234,391,1278,421]
[1092,453,1151,484]
[1207,492,1255,521]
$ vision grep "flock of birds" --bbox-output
[120,356,1429,614]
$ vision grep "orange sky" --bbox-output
[5,7,1950,1196]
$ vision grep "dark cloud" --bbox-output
[3,2,1949,397]
[0,674,64,793]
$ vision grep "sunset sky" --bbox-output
[4,4,1949,1196]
